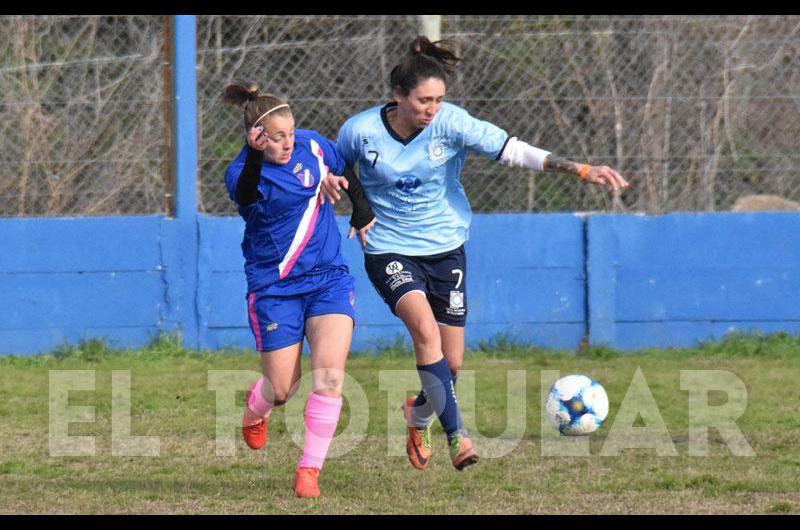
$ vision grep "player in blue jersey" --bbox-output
[332,37,629,472]
[222,81,374,498]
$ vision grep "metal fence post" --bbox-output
[171,15,200,349]
[418,15,441,41]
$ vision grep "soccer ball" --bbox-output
[545,374,609,436]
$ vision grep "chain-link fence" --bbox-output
[198,15,800,216]
[3,15,799,217]
[0,15,169,217]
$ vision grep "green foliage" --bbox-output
[352,334,414,358]
[577,344,621,360]
[51,337,117,362]
[767,501,794,514]
[5,331,797,365]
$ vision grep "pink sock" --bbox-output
[247,376,274,418]
[298,392,343,470]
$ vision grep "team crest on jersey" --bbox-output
[395,174,421,193]
[429,142,446,161]
[294,167,315,188]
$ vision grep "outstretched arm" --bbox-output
[543,154,629,192]
[498,137,630,192]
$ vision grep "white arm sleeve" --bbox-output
[499,137,551,171]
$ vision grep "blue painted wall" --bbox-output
[196,213,586,354]
[2,212,798,355]
[0,213,585,355]
[0,216,169,353]
[588,213,800,350]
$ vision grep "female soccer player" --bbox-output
[332,37,628,471]
[223,81,374,498]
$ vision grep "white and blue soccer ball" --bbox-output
[545,374,609,436]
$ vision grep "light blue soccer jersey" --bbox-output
[337,102,508,256]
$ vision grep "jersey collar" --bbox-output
[380,102,424,146]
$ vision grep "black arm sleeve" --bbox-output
[342,165,375,230]
[235,145,264,207]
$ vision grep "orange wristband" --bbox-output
[579,164,592,181]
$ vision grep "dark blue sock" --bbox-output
[416,358,464,440]
[414,374,458,406]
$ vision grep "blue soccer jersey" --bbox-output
[336,101,508,256]
[225,129,349,295]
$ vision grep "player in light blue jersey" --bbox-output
[222,81,374,498]
[331,36,629,472]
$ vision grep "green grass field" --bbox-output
[1,333,799,514]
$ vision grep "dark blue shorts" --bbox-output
[246,269,356,352]
[364,245,467,327]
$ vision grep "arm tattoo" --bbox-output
[543,154,582,175]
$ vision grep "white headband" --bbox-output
[251,104,290,129]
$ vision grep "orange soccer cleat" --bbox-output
[293,467,321,498]
[242,384,268,450]
[449,434,479,471]
[402,396,432,470]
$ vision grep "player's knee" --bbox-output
[313,368,344,394]
[409,318,440,348]
[272,383,299,406]
[271,392,289,407]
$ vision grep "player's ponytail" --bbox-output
[409,36,460,73]
[222,80,291,131]
[222,80,260,106]
[390,36,461,96]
